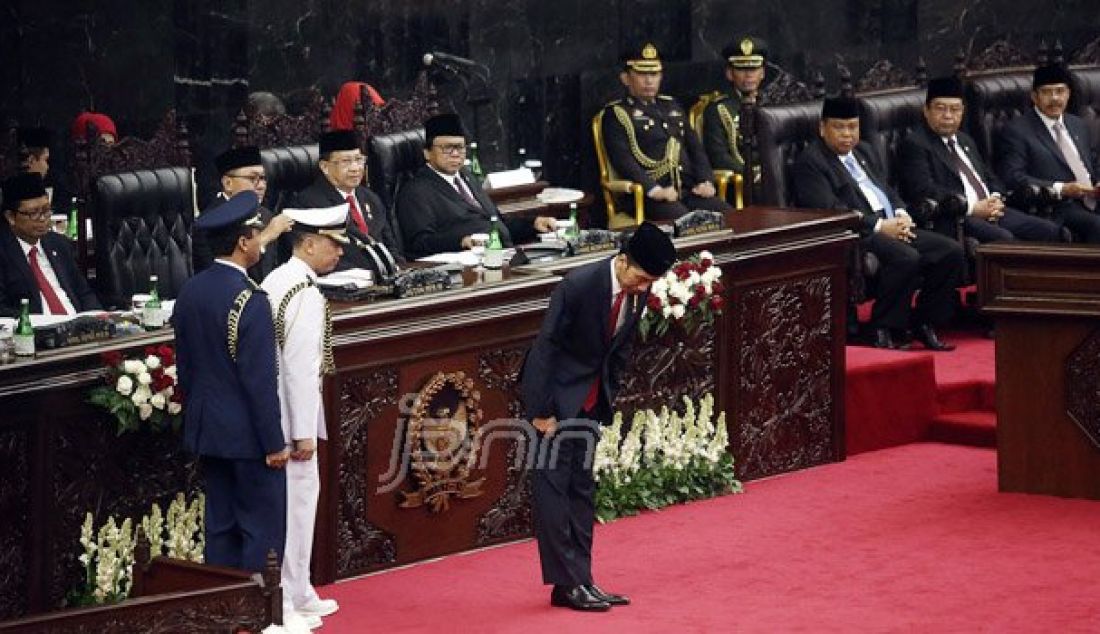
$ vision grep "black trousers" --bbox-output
[1057,201,1100,243]
[964,207,1062,243]
[201,456,287,573]
[867,228,964,330]
[531,409,606,586]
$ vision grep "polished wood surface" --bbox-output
[978,243,1100,499]
[0,207,859,618]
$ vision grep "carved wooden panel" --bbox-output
[0,425,29,618]
[336,369,398,576]
[760,68,818,106]
[1065,328,1100,448]
[236,88,326,149]
[735,274,835,480]
[7,591,268,633]
[856,59,915,93]
[1073,36,1100,65]
[967,39,1028,72]
[475,346,532,544]
[72,111,190,199]
[616,325,718,423]
[358,72,440,141]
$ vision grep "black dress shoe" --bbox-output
[586,584,630,606]
[913,324,955,351]
[872,328,895,349]
[550,585,611,612]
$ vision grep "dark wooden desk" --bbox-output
[0,207,859,618]
[486,180,595,225]
[979,243,1100,500]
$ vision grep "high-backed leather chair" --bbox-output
[1072,66,1100,154]
[92,166,195,308]
[857,87,928,188]
[261,144,318,211]
[754,102,822,206]
[963,71,1033,163]
[367,127,426,213]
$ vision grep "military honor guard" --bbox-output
[520,222,677,611]
[600,42,731,220]
[261,205,346,628]
[173,191,290,574]
[702,36,768,174]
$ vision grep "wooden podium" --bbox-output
[978,243,1100,499]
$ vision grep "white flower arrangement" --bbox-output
[638,251,725,340]
[89,345,183,434]
[594,393,740,522]
[70,492,205,607]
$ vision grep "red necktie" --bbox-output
[27,245,67,315]
[346,194,369,235]
[582,290,626,412]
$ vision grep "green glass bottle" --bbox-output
[142,275,164,330]
[484,218,504,269]
[66,197,80,241]
[14,298,35,357]
[567,202,580,240]
[468,142,484,182]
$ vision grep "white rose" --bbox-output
[150,393,167,410]
[661,305,673,318]
[671,304,686,320]
[167,402,182,415]
[699,250,713,261]
[688,271,701,285]
[164,365,177,379]
[651,278,668,296]
[116,375,134,396]
[138,403,153,420]
[123,359,145,375]
[144,355,161,370]
[131,386,152,406]
[164,386,174,397]
[137,372,152,385]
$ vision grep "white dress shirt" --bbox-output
[18,237,76,315]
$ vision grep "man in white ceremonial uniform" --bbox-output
[261,204,346,629]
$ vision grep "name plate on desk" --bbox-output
[393,268,453,299]
[674,210,726,237]
[567,229,621,256]
[36,315,115,349]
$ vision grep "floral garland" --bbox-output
[594,393,741,522]
[70,492,205,606]
[88,344,182,435]
[638,250,724,340]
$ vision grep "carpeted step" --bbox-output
[928,410,997,448]
[846,346,938,455]
[936,380,995,414]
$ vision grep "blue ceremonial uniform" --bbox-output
[174,204,287,572]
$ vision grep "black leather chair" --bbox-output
[1072,66,1100,154]
[367,127,426,213]
[858,87,927,188]
[755,102,823,206]
[261,144,319,211]
[963,71,1033,164]
[92,167,195,309]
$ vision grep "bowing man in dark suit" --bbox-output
[0,173,101,318]
[286,130,404,275]
[174,191,289,573]
[395,113,555,260]
[998,64,1100,243]
[194,146,294,282]
[791,97,964,351]
[520,222,676,612]
[898,76,1060,243]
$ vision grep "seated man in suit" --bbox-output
[791,97,964,351]
[396,113,555,260]
[898,76,1061,243]
[601,42,730,220]
[998,64,1100,243]
[0,173,101,318]
[193,146,292,282]
[288,130,404,274]
[702,36,767,174]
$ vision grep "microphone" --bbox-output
[422,51,480,72]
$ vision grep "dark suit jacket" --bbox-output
[192,195,279,283]
[898,124,1004,234]
[285,174,405,271]
[702,92,746,172]
[791,139,905,236]
[0,229,101,318]
[520,257,645,421]
[174,262,284,459]
[998,109,1098,214]
[395,165,536,260]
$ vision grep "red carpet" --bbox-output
[315,444,1100,632]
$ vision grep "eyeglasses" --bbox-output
[16,205,51,220]
[432,143,467,155]
[228,172,267,185]
[325,156,366,168]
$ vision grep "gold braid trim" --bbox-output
[227,289,253,363]
[274,280,335,377]
[716,102,744,168]
[611,104,683,192]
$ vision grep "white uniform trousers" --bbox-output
[282,454,321,609]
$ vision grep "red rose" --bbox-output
[710,296,724,311]
[689,295,702,308]
[694,284,707,298]
[701,257,713,268]
[101,351,124,368]
[157,345,175,366]
[712,280,724,294]
[647,294,663,311]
